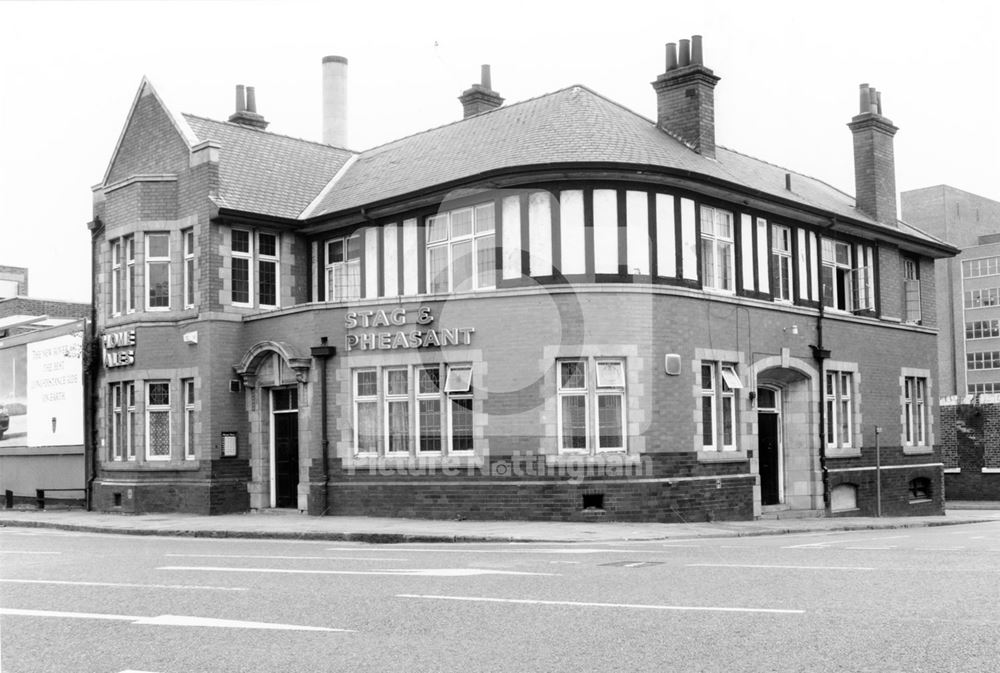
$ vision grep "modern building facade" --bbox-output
[87,37,955,521]
[901,186,1000,498]
[0,286,89,505]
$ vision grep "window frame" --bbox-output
[824,370,854,449]
[700,361,739,452]
[699,206,735,294]
[183,379,196,460]
[903,376,928,447]
[145,380,171,461]
[145,232,171,311]
[183,229,195,309]
[325,233,362,302]
[231,229,253,307]
[425,202,496,295]
[771,224,793,303]
[353,369,379,456]
[257,232,279,308]
[556,358,626,454]
[111,239,122,317]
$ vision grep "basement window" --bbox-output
[909,477,932,503]
[582,493,605,510]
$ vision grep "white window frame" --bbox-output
[231,228,253,307]
[145,233,171,311]
[145,380,171,461]
[183,229,195,309]
[257,232,279,308]
[700,362,739,452]
[825,370,853,449]
[384,368,411,454]
[966,320,1000,340]
[963,256,1000,279]
[183,379,196,460]
[426,202,496,294]
[967,351,1000,370]
[353,369,379,455]
[903,376,927,447]
[557,358,626,454]
[125,382,136,461]
[699,206,735,293]
[125,236,135,314]
[326,234,361,302]
[111,240,122,317]
[110,383,122,460]
[771,224,793,302]
[416,366,444,455]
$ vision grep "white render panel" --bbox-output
[382,223,398,296]
[528,192,553,277]
[797,228,808,301]
[559,190,585,275]
[502,195,522,280]
[680,197,697,281]
[626,191,649,275]
[402,218,418,296]
[740,213,754,291]
[656,193,676,277]
[594,189,618,274]
[756,217,769,294]
[809,231,819,300]
[364,226,379,298]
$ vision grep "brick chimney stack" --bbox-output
[228,84,269,130]
[848,83,899,226]
[458,65,504,118]
[651,35,721,158]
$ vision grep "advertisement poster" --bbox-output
[0,344,27,446]
[25,332,84,447]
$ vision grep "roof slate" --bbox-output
[183,115,354,220]
[183,85,948,249]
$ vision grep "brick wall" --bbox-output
[940,398,1000,499]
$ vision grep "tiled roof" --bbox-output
[188,85,948,249]
[183,115,354,220]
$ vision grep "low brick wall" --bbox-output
[940,396,1000,500]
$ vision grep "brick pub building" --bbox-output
[88,37,956,520]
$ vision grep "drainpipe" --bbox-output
[811,302,832,516]
[85,220,102,511]
[309,338,336,515]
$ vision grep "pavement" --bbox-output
[2,503,1000,543]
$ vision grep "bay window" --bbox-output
[427,202,496,294]
[146,233,170,310]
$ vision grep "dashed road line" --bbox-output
[166,553,408,562]
[159,566,558,577]
[0,608,350,631]
[0,579,246,591]
[687,563,874,571]
[396,594,805,615]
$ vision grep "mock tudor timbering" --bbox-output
[86,40,956,521]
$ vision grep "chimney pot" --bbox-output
[652,35,720,158]
[235,84,246,113]
[229,84,268,129]
[691,35,703,65]
[459,64,503,118]
[678,38,691,66]
[246,86,257,113]
[481,64,492,90]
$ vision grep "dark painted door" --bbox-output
[759,412,780,505]
[274,413,298,508]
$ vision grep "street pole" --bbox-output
[875,425,882,518]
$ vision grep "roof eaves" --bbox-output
[299,153,360,219]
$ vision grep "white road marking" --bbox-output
[784,535,909,549]
[914,547,965,551]
[397,594,805,615]
[0,550,62,555]
[687,563,874,571]
[845,546,897,550]
[159,566,558,577]
[0,608,351,632]
[166,553,408,562]
[119,670,162,672]
[0,579,246,591]
[549,561,582,565]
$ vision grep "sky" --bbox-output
[1,0,997,303]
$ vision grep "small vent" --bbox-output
[582,493,605,510]
[113,492,122,507]
[229,380,242,393]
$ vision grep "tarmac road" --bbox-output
[3,522,1000,672]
